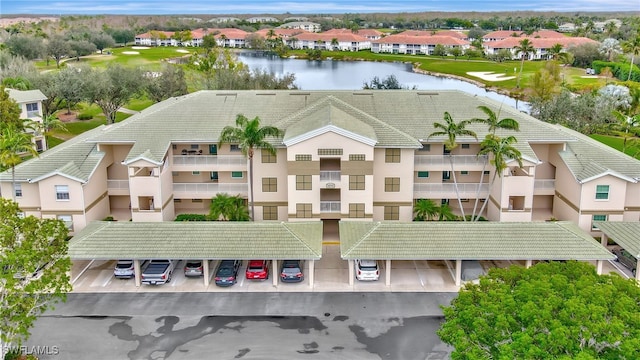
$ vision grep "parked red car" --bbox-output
[245,260,269,280]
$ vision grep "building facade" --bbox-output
[6,88,48,152]
[1,91,638,237]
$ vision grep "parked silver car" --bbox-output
[184,261,204,277]
[114,260,135,279]
[355,259,379,281]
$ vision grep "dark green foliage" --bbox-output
[175,214,208,221]
[592,60,640,82]
[439,261,640,359]
[77,113,93,120]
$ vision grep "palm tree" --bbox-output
[427,112,478,220]
[219,114,283,221]
[0,126,39,201]
[330,38,339,51]
[474,134,523,221]
[413,199,439,221]
[623,35,640,81]
[514,38,535,88]
[547,43,564,61]
[209,193,250,221]
[470,106,520,219]
[611,110,640,153]
[437,202,457,221]
[39,114,67,150]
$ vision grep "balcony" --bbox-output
[173,182,248,198]
[414,155,488,171]
[534,179,555,195]
[413,182,489,198]
[320,201,341,213]
[320,171,341,189]
[172,155,246,171]
[107,179,129,195]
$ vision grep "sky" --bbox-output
[0,0,637,15]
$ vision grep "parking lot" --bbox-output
[69,245,633,293]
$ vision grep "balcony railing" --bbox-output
[320,201,341,212]
[173,182,248,195]
[107,179,129,189]
[534,179,555,190]
[320,171,341,181]
[414,155,488,166]
[172,155,246,166]
[414,183,489,195]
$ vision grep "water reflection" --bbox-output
[238,51,528,111]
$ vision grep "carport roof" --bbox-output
[594,221,640,258]
[69,221,323,260]
[340,221,614,261]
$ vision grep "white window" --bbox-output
[595,185,609,200]
[57,215,73,231]
[230,144,241,152]
[14,183,22,197]
[55,185,70,200]
[26,103,39,112]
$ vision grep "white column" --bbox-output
[596,260,603,275]
[636,259,640,281]
[308,260,315,288]
[601,234,608,247]
[525,260,532,268]
[134,259,141,287]
[272,260,278,287]
[455,259,462,287]
[385,260,391,286]
[203,260,210,287]
[348,260,354,286]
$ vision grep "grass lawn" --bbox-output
[56,46,194,71]
[590,134,640,159]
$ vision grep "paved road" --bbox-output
[26,292,457,360]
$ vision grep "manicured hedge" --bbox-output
[175,214,209,221]
[592,60,640,82]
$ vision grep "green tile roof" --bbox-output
[7,88,47,103]
[594,222,640,258]
[340,221,614,261]
[69,221,323,260]
[0,129,104,183]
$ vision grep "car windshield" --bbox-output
[186,262,201,268]
[359,264,377,271]
[248,263,264,270]
[116,262,132,269]
[217,267,233,276]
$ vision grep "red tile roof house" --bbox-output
[371,33,470,55]
[134,31,177,46]
[323,28,384,40]
[484,36,599,60]
[291,32,372,51]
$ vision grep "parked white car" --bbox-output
[114,260,135,279]
[355,259,379,281]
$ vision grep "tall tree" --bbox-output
[514,38,535,88]
[39,113,67,150]
[0,198,72,359]
[0,126,39,201]
[623,34,640,82]
[599,38,622,62]
[547,43,564,61]
[427,112,478,221]
[143,63,188,103]
[83,65,145,124]
[208,193,250,221]
[474,134,523,221]
[438,261,640,359]
[90,32,115,54]
[611,110,640,153]
[218,114,283,221]
[0,86,23,130]
[56,66,87,114]
[46,36,71,68]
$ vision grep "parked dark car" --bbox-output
[184,261,204,277]
[613,248,637,276]
[280,260,304,283]
[214,260,241,287]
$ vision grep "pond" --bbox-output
[238,51,528,111]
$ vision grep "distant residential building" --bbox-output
[278,21,321,33]
[246,16,279,24]
[6,88,48,152]
[283,16,308,22]
[323,28,384,41]
[484,36,599,60]
[371,34,470,55]
[558,23,576,33]
[208,17,241,23]
[290,32,371,51]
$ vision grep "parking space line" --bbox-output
[72,260,95,284]
[413,260,425,287]
[102,274,113,287]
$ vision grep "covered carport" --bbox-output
[69,221,323,287]
[595,221,640,281]
[340,221,615,287]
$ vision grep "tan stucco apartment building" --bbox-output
[1,90,639,238]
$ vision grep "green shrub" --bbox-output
[102,216,115,221]
[175,214,208,221]
[592,60,640,82]
[4,347,21,360]
[77,113,93,120]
